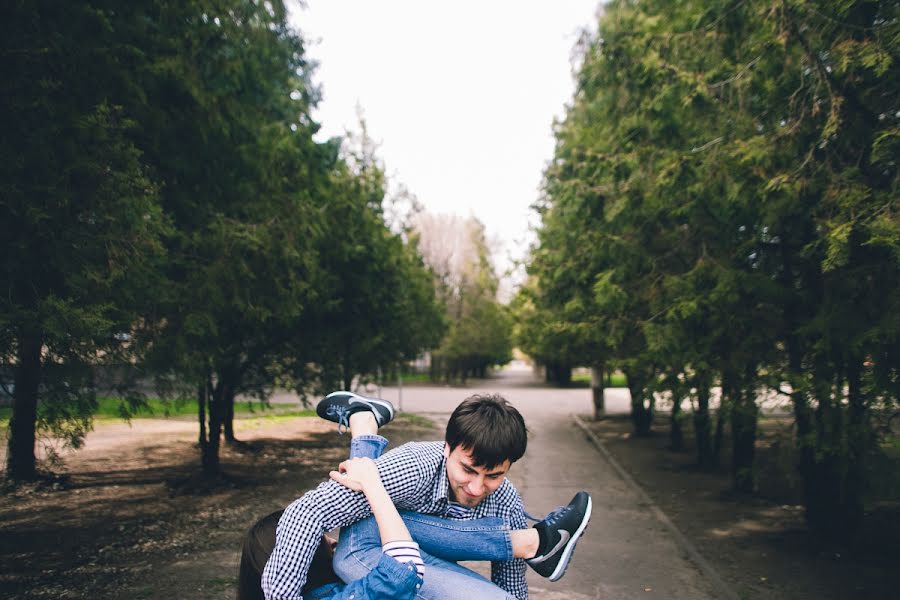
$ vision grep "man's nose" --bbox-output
[467,475,485,495]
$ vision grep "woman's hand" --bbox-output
[332,457,414,549]
[329,456,382,493]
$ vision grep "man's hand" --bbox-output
[329,456,382,493]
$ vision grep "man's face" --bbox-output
[443,444,511,508]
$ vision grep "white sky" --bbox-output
[289,1,599,292]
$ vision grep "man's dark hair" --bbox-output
[445,394,527,467]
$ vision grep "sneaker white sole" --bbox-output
[548,495,592,582]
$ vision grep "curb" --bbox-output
[572,414,740,600]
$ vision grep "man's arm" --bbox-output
[261,443,433,599]
[261,481,364,599]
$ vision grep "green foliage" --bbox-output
[418,215,512,382]
[280,121,446,394]
[2,1,171,477]
[525,0,900,539]
[2,1,444,478]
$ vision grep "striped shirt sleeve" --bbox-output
[382,540,425,579]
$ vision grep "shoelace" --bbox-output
[326,404,351,434]
[524,505,568,524]
[524,505,570,562]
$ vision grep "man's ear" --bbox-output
[443,442,450,459]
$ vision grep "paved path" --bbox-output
[372,366,720,600]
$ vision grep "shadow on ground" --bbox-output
[0,415,435,599]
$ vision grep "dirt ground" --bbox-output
[0,414,436,599]
[583,415,900,600]
[2,410,898,599]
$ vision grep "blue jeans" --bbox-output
[330,434,517,600]
[349,434,389,461]
[334,513,516,599]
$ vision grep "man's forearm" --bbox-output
[261,499,320,599]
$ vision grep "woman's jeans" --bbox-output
[349,434,389,461]
[335,435,517,599]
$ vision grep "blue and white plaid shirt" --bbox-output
[262,441,529,599]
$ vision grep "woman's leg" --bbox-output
[349,433,387,460]
[334,510,515,575]
[398,512,514,562]
[333,515,515,600]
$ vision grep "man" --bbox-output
[261,391,591,600]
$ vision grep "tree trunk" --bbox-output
[6,331,43,480]
[590,365,605,420]
[792,362,859,542]
[429,356,440,382]
[669,391,684,451]
[224,386,236,443]
[730,379,758,493]
[799,357,867,543]
[791,370,824,532]
[777,237,862,541]
[201,375,225,476]
[694,371,714,468]
[842,357,866,535]
[197,382,207,447]
[627,371,653,436]
[712,403,726,467]
[545,362,571,386]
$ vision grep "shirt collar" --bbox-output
[431,453,451,506]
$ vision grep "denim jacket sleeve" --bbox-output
[305,554,422,600]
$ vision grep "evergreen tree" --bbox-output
[527,0,899,538]
[2,1,169,479]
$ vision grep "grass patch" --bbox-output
[95,396,194,419]
[571,371,628,387]
[95,396,316,421]
[0,398,313,428]
[233,409,318,432]
[397,372,432,383]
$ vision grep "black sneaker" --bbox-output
[526,491,592,581]
[316,391,395,433]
